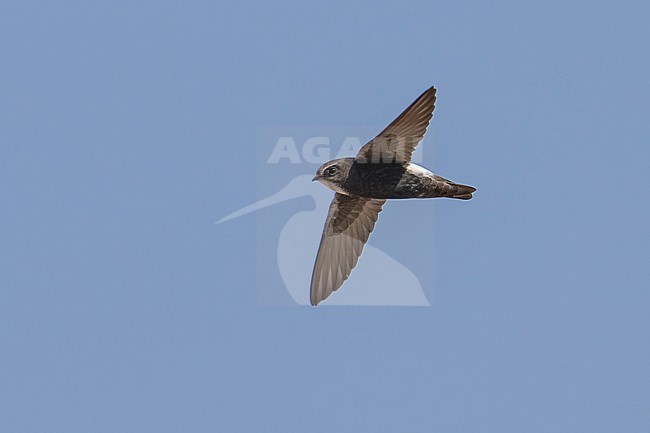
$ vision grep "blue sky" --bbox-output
[1,1,649,432]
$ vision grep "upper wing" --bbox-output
[310,193,386,306]
[356,86,437,164]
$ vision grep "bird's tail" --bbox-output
[438,182,476,200]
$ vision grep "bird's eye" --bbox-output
[324,166,338,177]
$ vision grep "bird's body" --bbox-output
[321,157,475,200]
[310,86,476,305]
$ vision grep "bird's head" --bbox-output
[312,157,354,194]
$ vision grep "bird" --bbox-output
[310,86,476,306]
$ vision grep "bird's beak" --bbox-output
[312,175,320,182]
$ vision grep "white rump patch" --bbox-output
[406,163,434,177]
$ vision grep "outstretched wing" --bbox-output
[310,193,386,305]
[356,86,437,164]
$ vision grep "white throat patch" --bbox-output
[318,179,350,195]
